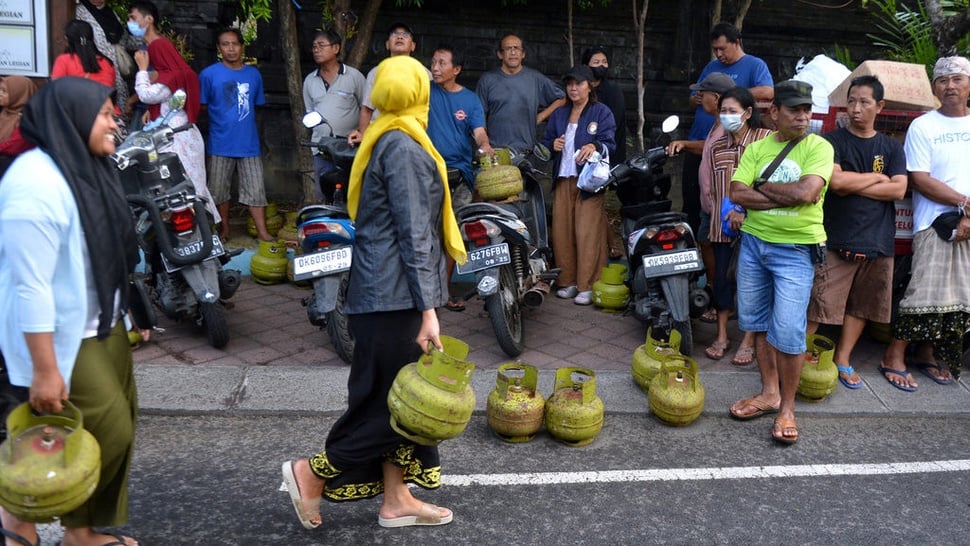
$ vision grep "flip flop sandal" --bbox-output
[836,364,863,389]
[699,309,717,323]
[771,416,798,445]
[444,297,466,312]
[730,346,754,367]
[705,340,729,360]
[910,361,954,385]
[0,529,37,546]
[378,503,454,528]
[281,460,322,529]
[729,395,779,421]
[878,365,917,392]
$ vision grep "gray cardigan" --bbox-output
[344,130,448,314]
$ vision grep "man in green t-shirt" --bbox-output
[726,80,834,445]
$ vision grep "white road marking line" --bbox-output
[442,459,970,487]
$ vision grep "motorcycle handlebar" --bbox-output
[172,123,194,134]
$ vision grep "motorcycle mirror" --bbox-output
[168,89,187,112]
[661,115,680,134]
[302,111,324,128]
[533,142,551,162]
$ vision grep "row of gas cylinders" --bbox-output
[631,328,841,427]
[250,208,307,286]
[387,336,607,447]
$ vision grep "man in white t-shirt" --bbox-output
[880,56,970,388]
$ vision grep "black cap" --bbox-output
[387,22,413,37]
[562,65,594,84]
[689,72,736,94]
[774,80,814,107]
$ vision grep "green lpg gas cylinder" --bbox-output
[387,336,476,446]
[544,367,604,447]
[797,334,838,401]
[0,402,101,523]
[593,263,630,310]
[250,240,289,285]
[486,363,545,443]
[631,327,683,393]
[649,354,705,427]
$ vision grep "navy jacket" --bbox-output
[541,101,616,178]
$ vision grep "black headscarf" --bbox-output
[19,77,138,340]
[78,0,126,44]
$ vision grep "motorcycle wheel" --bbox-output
[485,263,524,357]
[199,301,229,349]
[671,319,693,357]
[326,274,355,365]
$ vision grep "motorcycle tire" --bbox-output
[485,264,524,357]
[326,274,354,365]
[199,301,229,349]
[670,319,693,357]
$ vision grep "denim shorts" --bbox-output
[736,233,815,355]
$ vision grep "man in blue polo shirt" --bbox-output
[683,22,773,231]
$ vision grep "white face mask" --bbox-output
[127,20,147,38]
[719,113,744,132]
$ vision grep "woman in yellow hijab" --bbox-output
[281,56,457,531]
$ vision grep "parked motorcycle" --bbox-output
[456,148,560,357]
[292,112,356,364]
[112,90,241,349]
[608,116,708,354]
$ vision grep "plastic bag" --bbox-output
[576,149,610,193]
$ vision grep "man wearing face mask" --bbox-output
[126,1,165,131]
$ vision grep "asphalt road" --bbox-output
[111,412,970,545]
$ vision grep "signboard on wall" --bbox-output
[0,0,49,77]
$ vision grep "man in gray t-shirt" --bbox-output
[476,34,564,153]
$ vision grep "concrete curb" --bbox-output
[135,365,970,417]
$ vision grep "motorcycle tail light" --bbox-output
[655,226,685,243]
[169,206,195,233]
[462,219,500,246]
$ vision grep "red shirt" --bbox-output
[51,54,116,89]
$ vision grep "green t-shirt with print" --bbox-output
[732,132,833,244]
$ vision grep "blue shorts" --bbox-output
[736,233,815,355]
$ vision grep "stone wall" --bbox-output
[153,0,885,201]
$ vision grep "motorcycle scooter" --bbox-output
[455,146,560,357]
[608,115,708,354]
[112,90,241,349]
[292,112,356,364]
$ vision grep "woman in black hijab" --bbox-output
[0,77,140,546]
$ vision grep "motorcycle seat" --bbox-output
[633,211,688,231]
[297,204,350,225]
[456,202,520,222]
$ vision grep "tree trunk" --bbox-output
[735,0,753,30]
[925,0,970,56]
[567,0,575,66]
[279,0,316,203]
[712,0,722,28]
[327,0,354,53]
[347,0,382,69]
[634,0,650,152]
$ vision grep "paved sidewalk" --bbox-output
[134,276,970,417]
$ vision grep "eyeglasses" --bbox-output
[312,42,336,50]
[502,45,523,53]
[389,30,412,38]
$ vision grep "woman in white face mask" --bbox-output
[704,86,772,366]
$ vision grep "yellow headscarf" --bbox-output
[347,56,467,265]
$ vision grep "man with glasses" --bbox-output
[476,34,565,154]
[348,22,425,145]
[302,28,365,202]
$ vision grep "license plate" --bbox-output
[641,249,702,278]
[293,246,353,281]
[457,243,511,274]
[162,234,225,273]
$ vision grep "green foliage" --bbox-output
[235,0,273,22]
[829,43,857,70]
[865,0,970,78]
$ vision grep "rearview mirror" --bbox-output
[302,111,324,128]
[532,142,551,162]
[661,115,680,134]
